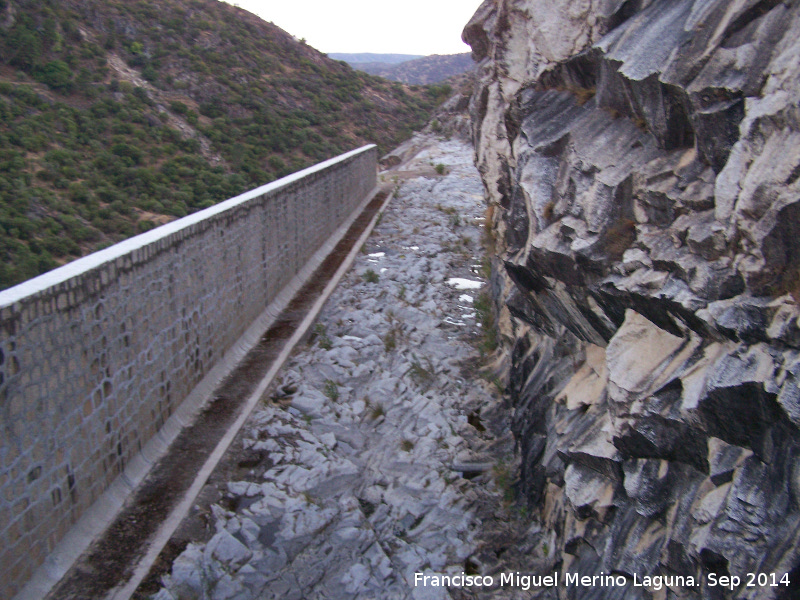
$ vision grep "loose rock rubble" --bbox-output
[150,138,514,600]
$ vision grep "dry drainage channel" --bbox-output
[43,188,392,600]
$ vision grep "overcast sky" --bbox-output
[222,0,486,55]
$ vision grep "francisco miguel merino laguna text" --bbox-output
[414,571,702,591]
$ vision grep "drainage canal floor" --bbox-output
[131,138,522,600]
[45,189,390,600]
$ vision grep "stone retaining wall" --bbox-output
[0,145,377,598]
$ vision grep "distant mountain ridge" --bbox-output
[335,53,475,85]
[328,53,422,65]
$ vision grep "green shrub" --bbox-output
[6,21,43,70]
[425,84,452,102]
[136,219,155,233]
[0,0,443,291]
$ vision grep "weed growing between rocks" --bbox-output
[383,328,397,352]
[322,379,339,401]
[406,356,435,390]
[480,255,492,279]
[481,373,505,394]
[492,461,516,504]
[481,208,497,255]
[312,323,333,350]
[363,268,380,283]
[369,403,385,420]
[474,291,498,355]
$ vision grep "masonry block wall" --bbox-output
[0,145,377,597]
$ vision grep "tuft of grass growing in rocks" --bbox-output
[313,323,333,350]
[493,461,516,504]
[363,269,380,283]
[384,328,398,352]
[480,255,492,279]
[481,372,505,394]
[369,404,385,420]
[407,357,435,390]
[323,380,339,401]
[481,210,497,255]
[474,291,498,355]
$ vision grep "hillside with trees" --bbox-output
[0,0,450,290]
[345,53,474,84]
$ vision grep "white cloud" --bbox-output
[223,0,485,55]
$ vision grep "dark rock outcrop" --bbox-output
[464,0,800,596]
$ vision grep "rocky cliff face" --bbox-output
[464,0,800,596]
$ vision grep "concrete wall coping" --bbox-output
[0,144,377,308]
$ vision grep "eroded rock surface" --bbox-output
[148,139,515,600]
[464,0,800,597]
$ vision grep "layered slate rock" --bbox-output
[149,140,517,600]
[464,0,800,597]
